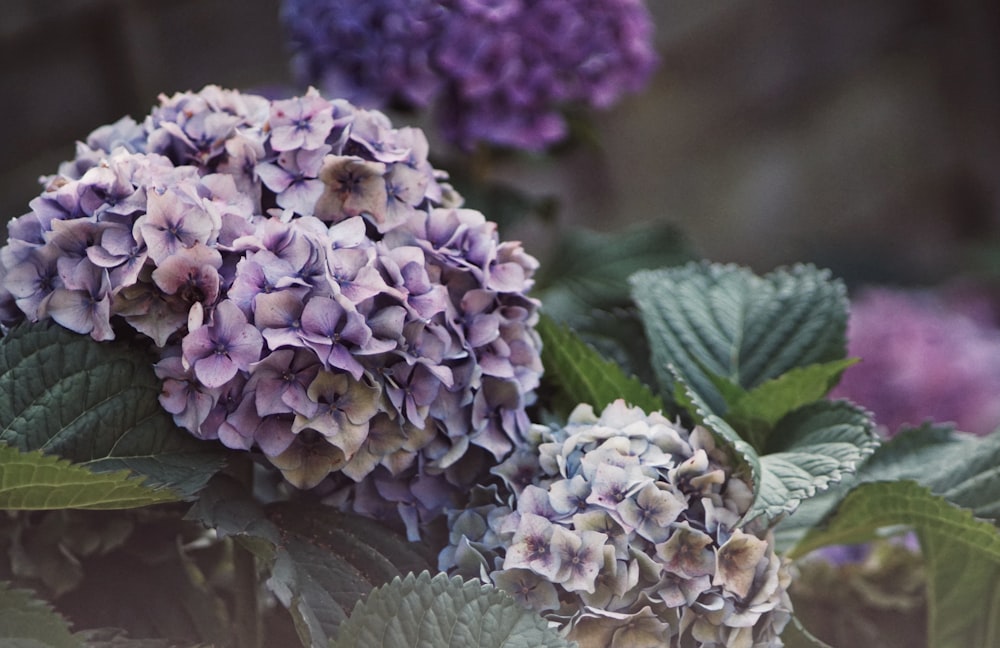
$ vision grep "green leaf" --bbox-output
[537,314,664,417]
[747,400,878,524]
[776,424,1000,551]
[858,424,1000,521]
[330,571,575,648]
[920,525,1000,648]
[187,476,432,647]
[727,359,858,450]
[534,222,692,324]
[771,478,855,554]
[790,480,1000,648]
[0,581,80,648]
[0,321,225,498]
[560,307,659,392]
[0,444,178,510]
[630,263,847,415]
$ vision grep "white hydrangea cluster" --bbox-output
[440,400,792,647]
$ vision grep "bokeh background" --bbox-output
[2,0,998,286]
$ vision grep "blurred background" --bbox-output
[1,0,998,286]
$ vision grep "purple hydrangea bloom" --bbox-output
[268,88,337,152]
[181,299,264,388]
[1,85,543,532]
[830,286,1000,436]
[283,0,447,110]
[439,400,793,646]
[282,0,658,151]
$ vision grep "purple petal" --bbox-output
[255,162,293,194]
[326,345,365,380]
[193,353,239,389]
[276,178,325,216]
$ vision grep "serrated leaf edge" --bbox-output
[0,443,178,510]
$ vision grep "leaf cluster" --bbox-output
[331,571,574,648]
[542,261,877,528]
[539,260,1000,647]
[6,255,1000,648]
[0,321,565,647]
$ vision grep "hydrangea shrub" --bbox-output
[440,400,792,646]
[0,85,542,535]
[281,0,659,150]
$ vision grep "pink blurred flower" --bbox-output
[830,286,1000,436]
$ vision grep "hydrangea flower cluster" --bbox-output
[281,0,659,150]
[440,400,792,647]
[0,86,542,529]
[830,287,1000,436]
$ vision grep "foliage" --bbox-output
[630,263,849,417]
[537,313,664,417]
[330,571,575,648]
[534,222,693,389]
[630,263,878,526]
[0,321,225,498]
[0,581,78,648]
[7,250,997,647]
[186,475,434,647]
[0,444,178,510]
[534,222,693,325]
[773,423,1000,552]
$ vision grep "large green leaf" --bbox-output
[771,478,855,554]
[629,263,847,415]
[187,476,432,647]
[0,581,80,648]
[0,444,177,510]
[748,400,878,524]
[0,321,225,497]
[538,314,664,417]
[790,480,1000,648]
[330,571,575,648]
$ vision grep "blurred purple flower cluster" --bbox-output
[830,287,1000,436]
[0,85,542,531]
[281,0,659,151]
[439,400,792,646]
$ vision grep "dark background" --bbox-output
[2,0,998,285]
